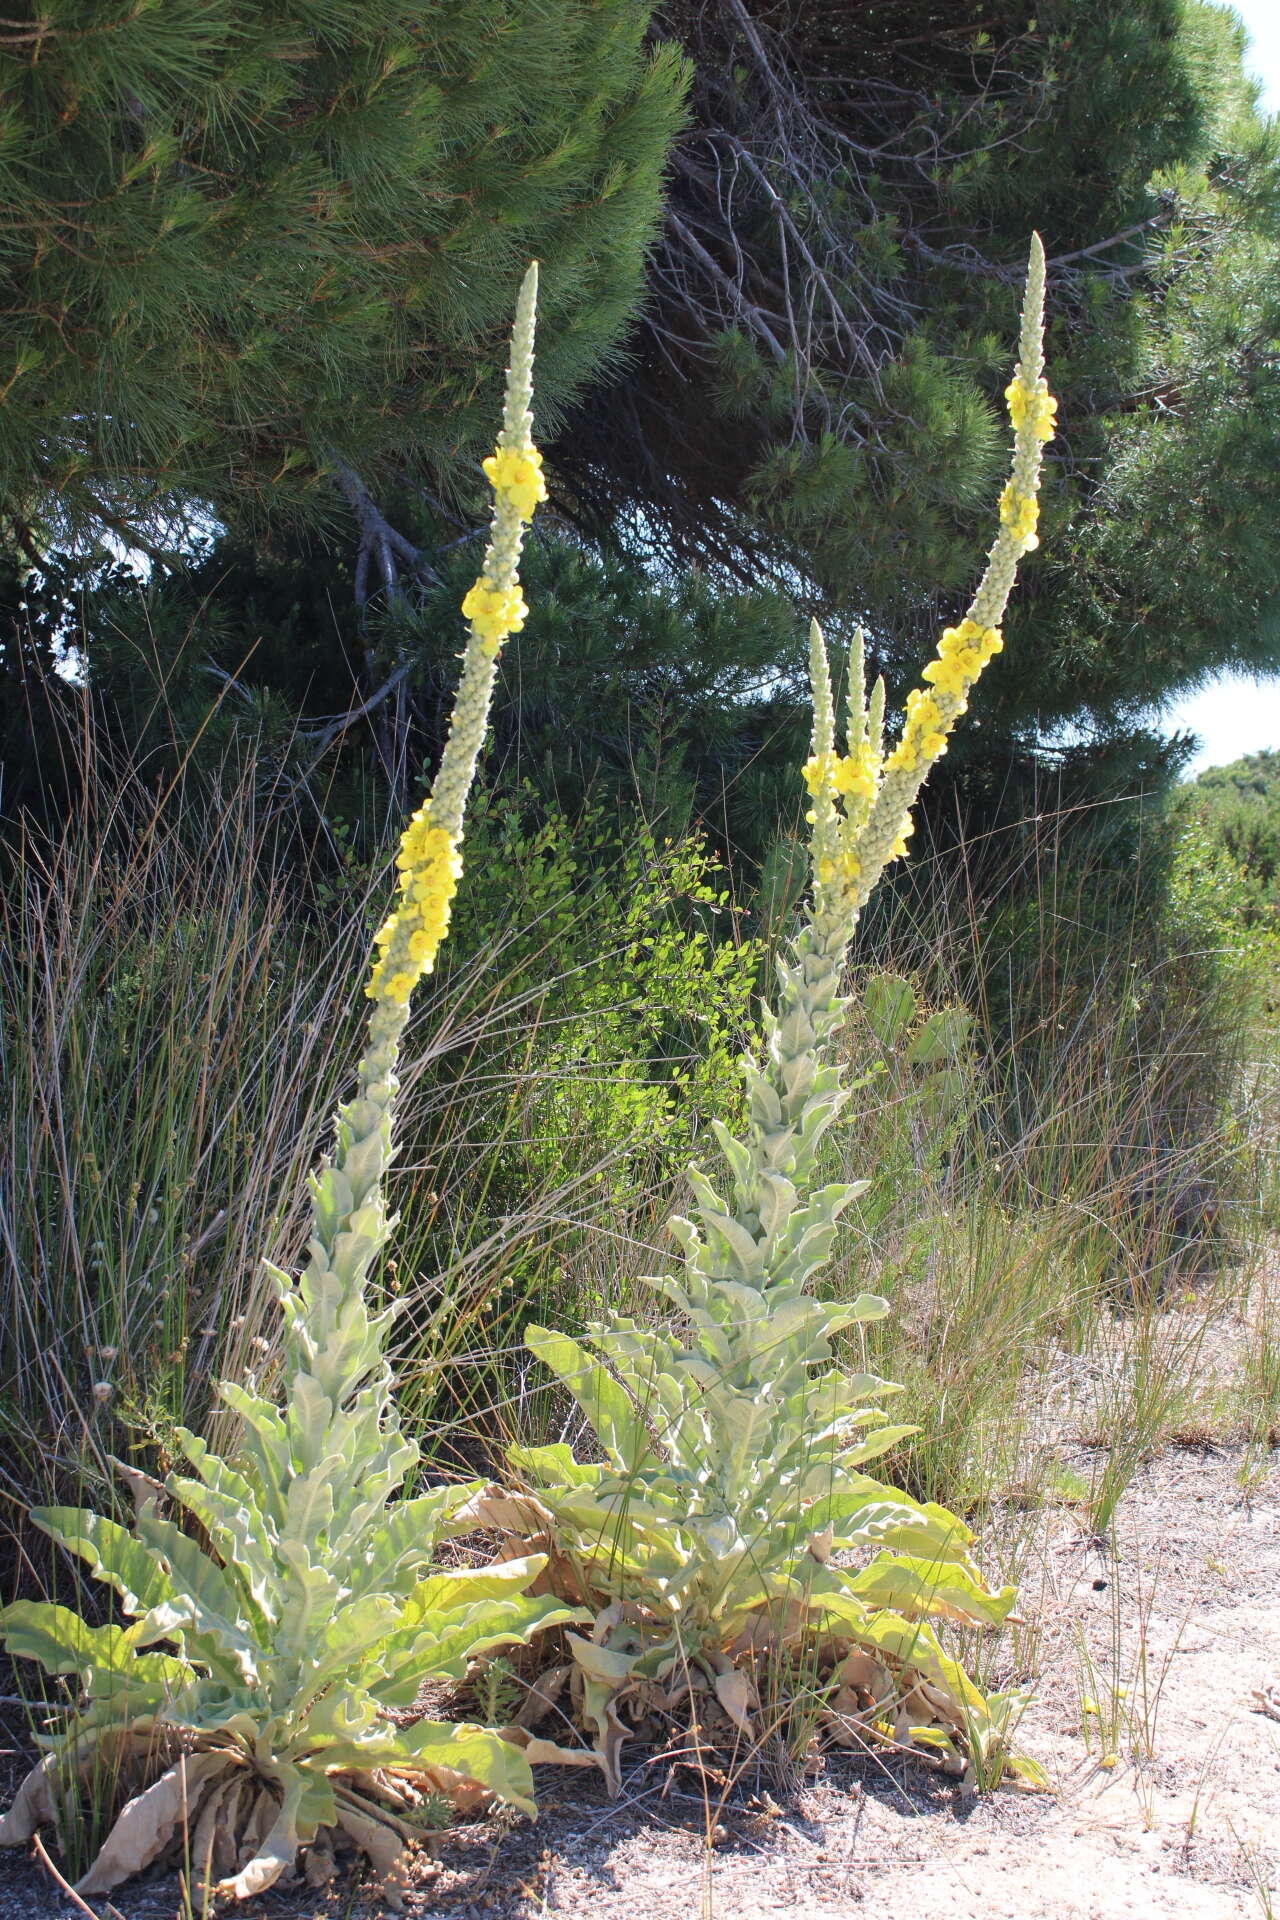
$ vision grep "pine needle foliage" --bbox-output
[557,0,1280,740]
[0,2,685,551]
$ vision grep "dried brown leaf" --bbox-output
[303,1830,337,1888]
[511,1662,571,1731]
[452,1486,557,1537]
[189,1771,247,1888]
[234,1785,277,1868]
[713,1668,759,1737]
[334,1803,411,1911]
[76,1752,232,1897]
[834,1651,889,1697]
[504,1728,605,1772]
[0,1756,62,1847]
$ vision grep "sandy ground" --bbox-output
[1,1442,1278,1920]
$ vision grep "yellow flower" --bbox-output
[365,801,463,1006]
[806,743,880,804]
[482,445,548,521]
[360,262,546,1025]
[1006,377,1057,444]
[802,751,840,795]
[831,743,878,800]
[461,580,529,653]
[921,656,969,697]
[817,848,864,890]
[999,482,1040,551]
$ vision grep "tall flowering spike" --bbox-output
[846,628,868,751]
[844,234,1053,908]
[794,238,1053,925]
[868,674,886,763]
[809,616,836,761]
[804,620,843,894]
[284,263,546,1383]
[0,268,574,1906]
[366,262,544,1019]
[704,230,1051,1292]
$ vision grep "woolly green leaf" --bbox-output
[312,1594,400,1680]
[171,1429,272,1546]
[0,1603,139,1680]
[394,1721,536,1816]
[295,1686,381,1749]
[506,1442,598,1487]
[818,1477,975,1559]
[376,1559,583,1703]
[841,1553,1017,1626]
[275,1538,343,1658]
[215,1380,291,1497]
[29,1508,172,1620]
[286,1373,336,1472]
[840,1423,920,1465]
[358,1485,471,1587]
[166,1463,278,1631]
[526,1325,654,1469]
[134,1512,263,1683]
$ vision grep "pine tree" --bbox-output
[0,2,685,556]
[1,519,811,869]
[553,0,1280,747]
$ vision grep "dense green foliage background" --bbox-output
[0,0,685,550]
[1182,748,1280,931]
[559,0,1280,744]
[5,0,1279,868]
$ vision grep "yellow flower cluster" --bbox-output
[801,740,879,802]
[999,482,1040,552]
[816,849,862,888]
[795,241,1050,918]
[920,618,1004,699]
[482,446,548,522]
[461,579,529,656]
[1005,377,1057,444]
[365,802,464,1006]
[886,621,1002,774]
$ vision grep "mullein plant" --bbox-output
[0,267,578,1906]
[466,238,1056,1791]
